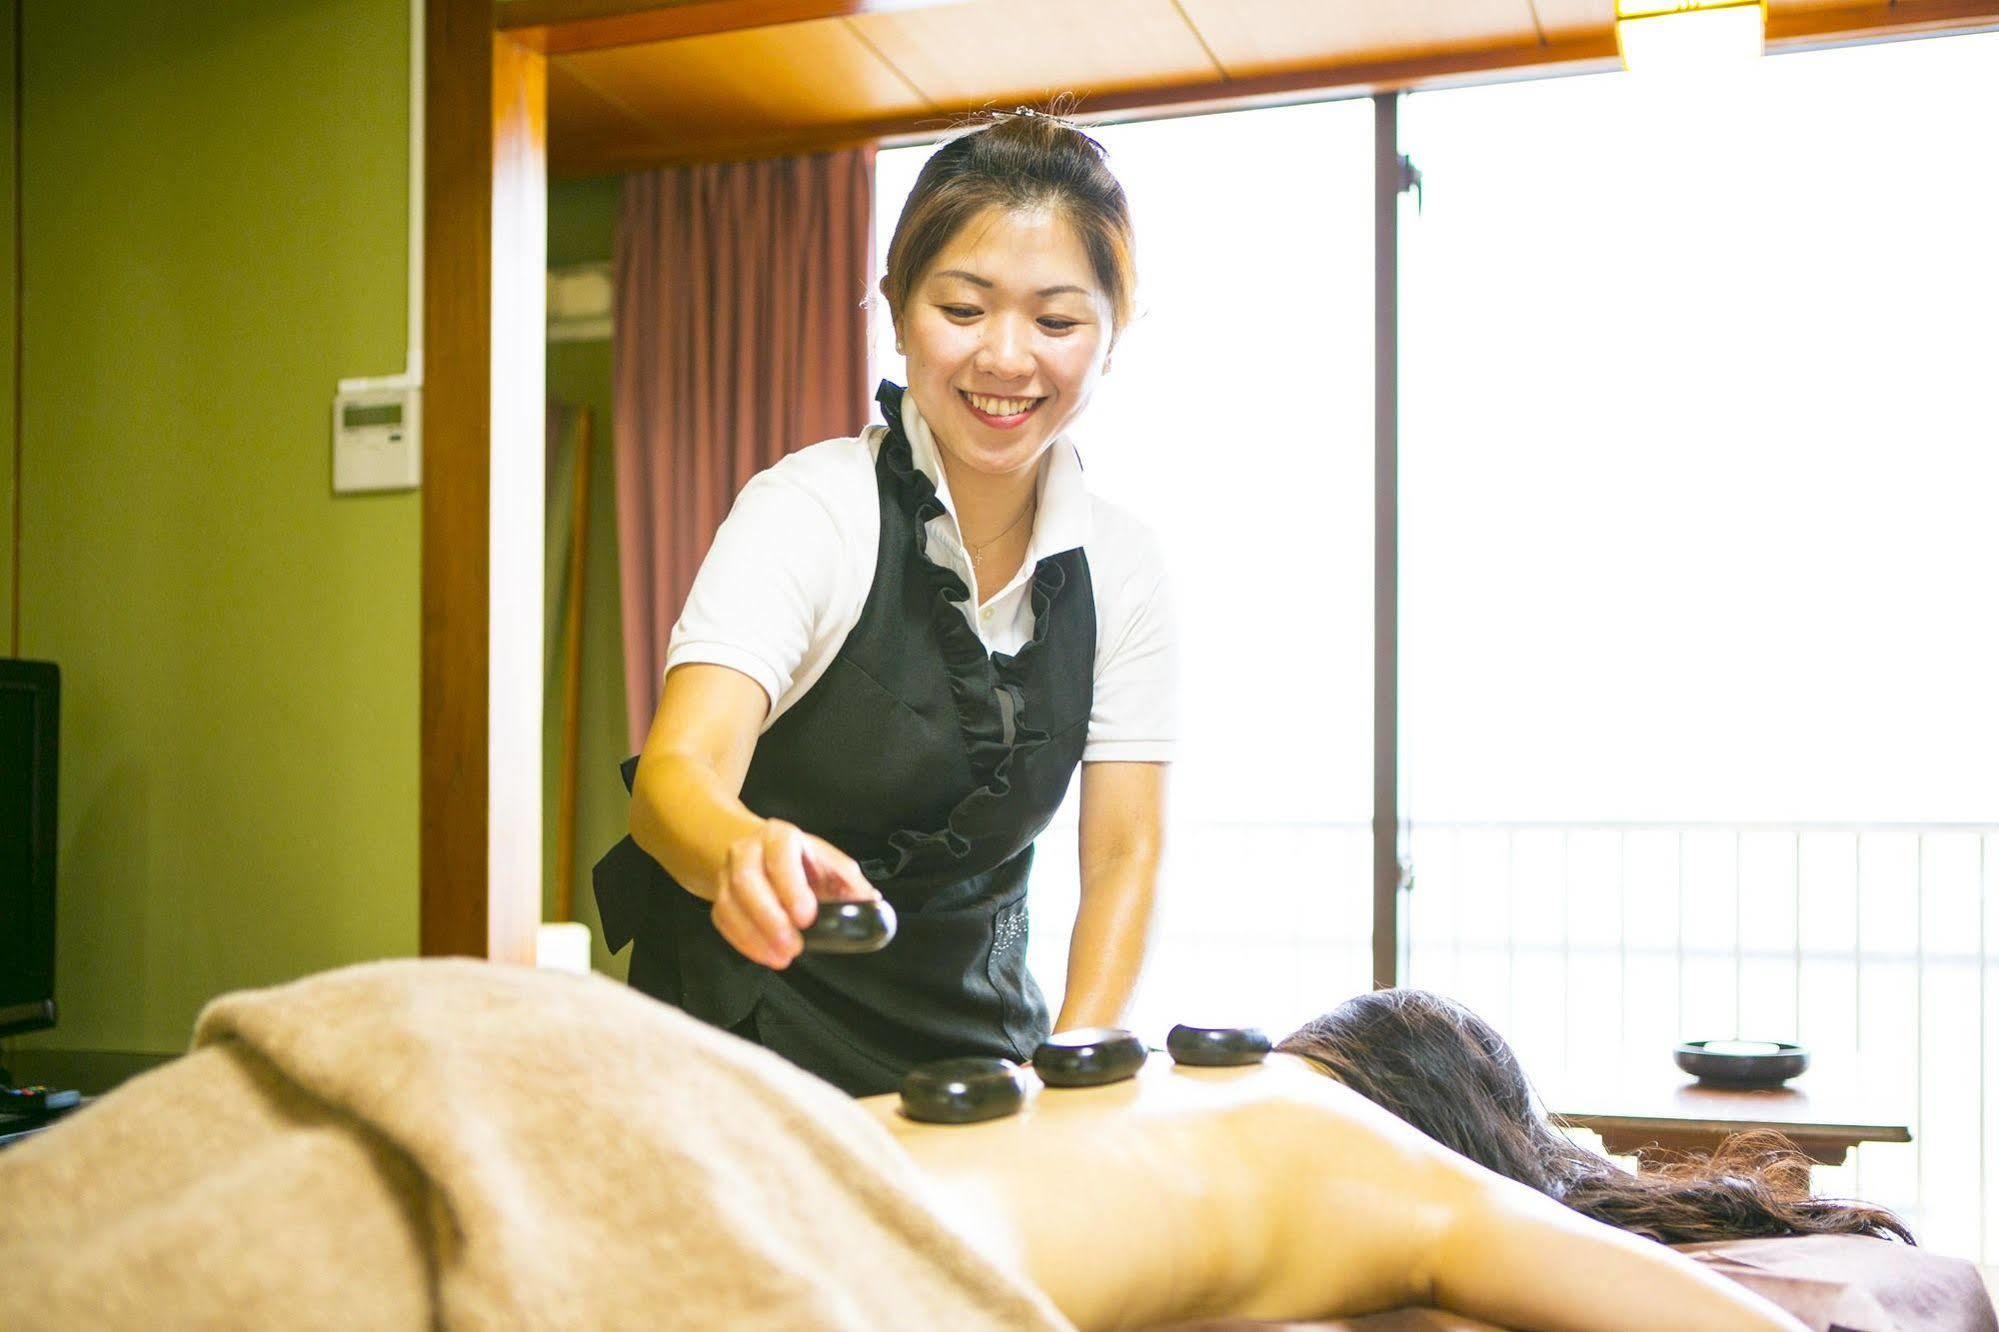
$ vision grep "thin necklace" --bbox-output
[965,494,1037,571]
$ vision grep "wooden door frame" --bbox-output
[421,0,546,960]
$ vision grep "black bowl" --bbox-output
[1674,1039,1810,1089]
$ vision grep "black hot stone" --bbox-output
[799,899,898,955]
[1167,1024,1271,1067]
[899,1057,1027,1124]
[1032,1027,1147,1088]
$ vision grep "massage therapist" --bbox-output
[593,110,1177,1097]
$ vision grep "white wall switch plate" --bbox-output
[332,384,421,494]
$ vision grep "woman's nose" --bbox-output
[974,318,1035,380]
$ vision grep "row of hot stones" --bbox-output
[801,899,1273,1123]
[901,1024,1272,1123]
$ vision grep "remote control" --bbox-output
[1,1084,82,1116]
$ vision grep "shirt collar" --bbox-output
[897,389,1092,560]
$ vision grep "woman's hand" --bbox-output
[711,819,880,970]
[630,665,882,969]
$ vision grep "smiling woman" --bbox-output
[595,106,1179,1098]
[879,107,1136,562]
[900,213,1107,501]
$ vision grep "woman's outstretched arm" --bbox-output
[630,664,877,968]
[1057,761,1166,1031]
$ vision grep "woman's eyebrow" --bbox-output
[932,268,1090,299]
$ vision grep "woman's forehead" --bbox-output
[924,207,1098,296]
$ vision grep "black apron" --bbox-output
[593,381,1096,1096]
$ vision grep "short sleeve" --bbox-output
[1084,507,1178,764]
[664,467,847,719]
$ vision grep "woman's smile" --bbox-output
[959,389,1046,430]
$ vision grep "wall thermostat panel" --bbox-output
[332,384,421,494]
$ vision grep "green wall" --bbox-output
[545,173,629,979]
[17,0,419,1053]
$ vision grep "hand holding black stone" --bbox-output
[799,898,897,954]
[1167,1024,1271,1067]
[1033,1027,1147,1087]
[899,1057,1027,1124]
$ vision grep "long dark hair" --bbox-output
[1278,989,1913,1245]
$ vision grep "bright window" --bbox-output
[871,27,1999,1258]
[1399,34,1999,1252]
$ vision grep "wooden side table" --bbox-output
[1548,1073,1911,1169]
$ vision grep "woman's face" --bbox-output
[898,205,1114,482]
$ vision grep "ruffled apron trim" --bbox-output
[863,382,1072,887]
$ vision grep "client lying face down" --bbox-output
[865,1024,1813,1331]
[1278,989,1912,1246]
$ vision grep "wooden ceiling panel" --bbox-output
[1533,0,1996,42]
[1179,0,1549,76]
[853,0,1223,108]
[539,0,1999,174]
[1768,0,1900,18]
[559,17,931,140]
[503,1,978,54]
[548,59,674,167]
[1531,0,1613,40]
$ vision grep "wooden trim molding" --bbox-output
[553,407,591,924]
[422,0,547,962]
[539,0,1999,175]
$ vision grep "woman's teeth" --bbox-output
[964,392,1040,417]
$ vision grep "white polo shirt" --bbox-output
[664,391,1177,765]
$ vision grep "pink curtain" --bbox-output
[612,147,876,751]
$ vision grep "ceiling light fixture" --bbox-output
[1616,0,1767,74]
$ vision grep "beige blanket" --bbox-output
[0,959,1071,1331]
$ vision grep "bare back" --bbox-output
[858,1054,1808,1332]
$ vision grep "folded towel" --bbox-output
[0,958,1072,1331]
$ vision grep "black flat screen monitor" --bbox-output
[0,659,59,1038]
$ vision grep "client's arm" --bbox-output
[1419,1147,1805,1332]
[1237,1064,1803,1332]
[862,1054,1807,1332]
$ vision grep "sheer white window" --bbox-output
[1399,33,1999,1256]
[874,100,1377,1040]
